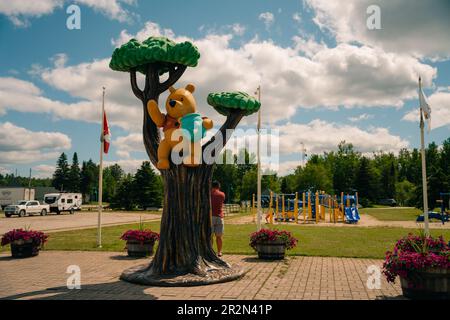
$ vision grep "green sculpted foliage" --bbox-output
[207,91,261,116]
[109,37,200,74]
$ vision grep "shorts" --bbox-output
[212,216,224,236]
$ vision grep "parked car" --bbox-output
[378,199,397,207]
[44,193,82,214]
[4,200,50,218]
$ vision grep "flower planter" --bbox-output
[400,268,450,300]
[10,240,41,258]
[255,240,286,260]
[126,240,155,257]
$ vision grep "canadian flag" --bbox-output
[101,111,111,154]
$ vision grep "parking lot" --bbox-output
[0,210,161,234]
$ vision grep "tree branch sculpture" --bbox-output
[110,37,260,286]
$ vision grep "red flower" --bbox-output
[120,229,159,245]
[249,228,298,250]
[1,229,49,246]
[383,233,450,284]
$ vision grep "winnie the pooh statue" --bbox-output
[146,84,213,169]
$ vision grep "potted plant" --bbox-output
[383,233,450,299]
[1,228,49,258]
[120,220,159,257]
[250,228,298,260]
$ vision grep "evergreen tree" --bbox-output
[103,164,124,203]
[110,174,135,210]
[133,161,163,209]
[68,152,81,192]
[80,159,99,201]
[52,153,70,191]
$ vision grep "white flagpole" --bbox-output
[97,87,105,248]
[419,78,430,236]
[256,85,262,231]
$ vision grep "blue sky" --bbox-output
[0,0,449,177]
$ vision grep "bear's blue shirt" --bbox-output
[180,113,206,142]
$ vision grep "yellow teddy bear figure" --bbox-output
[147,84,213,170]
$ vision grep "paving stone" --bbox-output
[0,251,401,300]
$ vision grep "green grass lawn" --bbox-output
[2,221,450,259]
[360,207,422,221]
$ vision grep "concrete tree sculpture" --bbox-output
[110,37,260,285]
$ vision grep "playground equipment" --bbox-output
[416,192,450,224]
[252,191,360,224]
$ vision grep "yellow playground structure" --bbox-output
[252,191,361,224]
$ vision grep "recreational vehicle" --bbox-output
[43,193,82,214]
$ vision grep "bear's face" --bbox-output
[165,84,196,119]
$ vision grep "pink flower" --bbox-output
[383,234,450,283]
[1,229,49,246]
[120,229,159,245]
[249,229,298,250]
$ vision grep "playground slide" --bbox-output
[344,207,360,223]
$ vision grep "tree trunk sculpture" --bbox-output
[110,37,260,285]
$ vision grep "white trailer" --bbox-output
[44,193,82,214]
[0,188,35,210]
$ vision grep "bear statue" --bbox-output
[146,84,213,169]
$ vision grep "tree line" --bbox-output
[3,137,449,210]
[213,139,450,209]
[51,152,163,210]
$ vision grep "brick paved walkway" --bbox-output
[0,251,403,300]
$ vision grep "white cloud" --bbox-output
[0,76,141,131]
[292,12,301,23]
[0,166,10,175]
[33,164,56,178]
[75,0,137,23]
[0,122,71,165]
[305,0,450,60]
[278,120,409,155]
[0,0,63,26]
[114,133,145,158]
[349,113,374,122]
[1,20,438,138]
[402,90,450,129]
[0,0,136,27]
[230,23,246,36]
[111,21,175,47]
[104,159,150,174]
[1,20,437,149]
[50,53,68,68]
[258,12,275,29]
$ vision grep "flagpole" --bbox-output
[97,87,105,248]
[419,77,430,236]
[256,85,262,231]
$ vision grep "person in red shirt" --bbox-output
[211,181,225,257]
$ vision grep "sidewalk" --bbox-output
[0,251,403,300]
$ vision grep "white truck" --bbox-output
[4,200,50,218]
[0,187,35,210]
[44,193,82,214]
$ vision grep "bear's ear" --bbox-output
[169,86,176,93]
[185,84,195,93]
